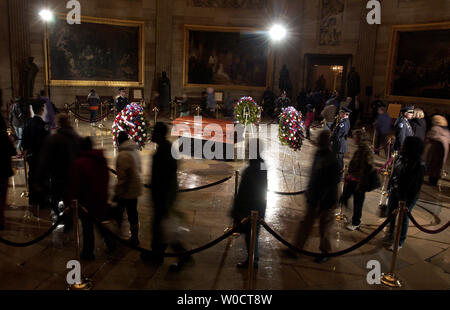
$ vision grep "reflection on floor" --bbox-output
[1,117,449,290]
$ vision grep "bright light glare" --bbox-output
[269,25,287,41]
[39,9,54,22]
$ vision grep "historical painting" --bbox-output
[319,0,345,46]
[184,25,272,90]
[190,0,268,9]
[45,14,144,87]
[386,22,450,104]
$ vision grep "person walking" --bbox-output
[69,137,115,260]
[22,100,50,210]
[142,122,191,271]
[331,106,351,175]
[114,131,143,246]
[87,89,101,125]
[231,140,267,269]
[339,130,374,231]
[0,100,16,230]
[9,97,30,156]
[393,106,414,152]
[425,115,450,186]
[304,104,315,140]
[39,90,56,130]
[410,108,427,142]
[384,136,425,250]
[38,114,81,223]
[374,105,391,158]
[284,131,340,263]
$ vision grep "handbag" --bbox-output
[365,168,381,192]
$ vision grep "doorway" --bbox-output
[303,54,353,97]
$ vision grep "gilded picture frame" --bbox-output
[44,13,145,87]
[183,25,274,91]
[385,22,450,105]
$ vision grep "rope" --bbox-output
[67,108,114,123]
[406,211,450,234]
[259,214,392,258]
[78,205,248,257]
[269,189,306,196]
[377,157,394,174]
[0,210,68,247]
[108,168,232,193]
[373,143,389,153]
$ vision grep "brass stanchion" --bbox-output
[246,211,258,290]
[68,200,93,290]
[379,151,398,209]
[381,200,406,288]
[152,107,159,124]
[336,165,349,223]
[229,171,240,237]
[196,105,201,116]
[21,153,29,198]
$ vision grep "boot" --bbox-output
[128,224,140,246]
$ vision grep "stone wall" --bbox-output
[0,0,448,113]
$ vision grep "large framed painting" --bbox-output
[385,22,450,105]
[183,25,273,91]
[44,14,145,87]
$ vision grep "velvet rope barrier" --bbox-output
[108,168,232,193]
[0,210,69,247]
[78,204,248,257]
[67,108,114,123]
[377,157,394,174]
[259,214,392,258]
[406,211,450,234]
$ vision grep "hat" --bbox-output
[118,87,126,92]
[340,106,352,114]
[400,106,414,113]
[432,115,448,127]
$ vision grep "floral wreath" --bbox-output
[234,96,262,126]
[112,103,150,150]
[279,106,305,151]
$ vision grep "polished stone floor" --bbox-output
[0,115,449,290]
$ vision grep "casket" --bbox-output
[172,116,245,160]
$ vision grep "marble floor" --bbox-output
[0,115,449,290]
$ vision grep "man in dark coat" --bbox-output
[87,89,100,124]
[286,131,340,263]
[331,106,351,174]
[115,88,129,114]
[142,122,190,270]
[296,88,307,116]
[0,98,16,230]
[231,140,267,269]
[393,106,414,152]
[22,100,50,209]
[69,137,115,260]
[374,106,392,158]
[38,114,81,223]
[275,91,291,118]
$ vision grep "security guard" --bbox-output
[393,106,414,152]
[331,106,351,174]
[115,87,129,114]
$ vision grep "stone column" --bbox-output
[155,0,174,83]
[354,7,379,120]
[7,0,31,99]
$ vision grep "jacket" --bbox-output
[151,140,178,213]
[115,96,128,113]
[9,101,30,127]
[331,118,350,153]
[388,155,425,206]
[69,150,110,220]
[306,147,340,209]
[231,159,267,222]
[347,142,373,191]
[115,140,143,199]
[425,126,450,179]
[22,116,50,159]
[0,116,16,178]
[375,112,392,136]
[410,118,427,141]
[394,117,413,151]
[321,104,337,123]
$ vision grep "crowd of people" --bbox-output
[0,85,449,271]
